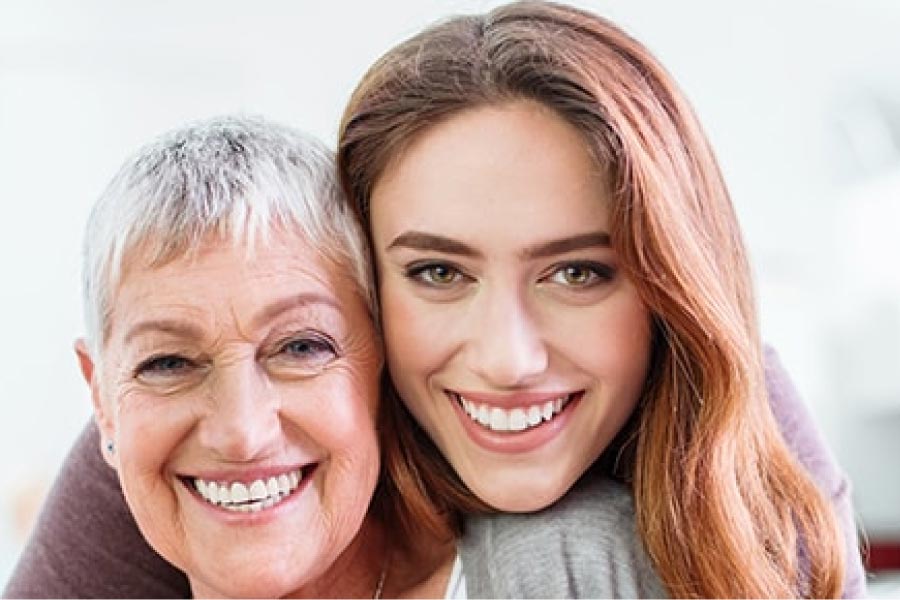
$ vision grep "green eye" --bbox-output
[548,262,614,288]
[560,265,593,285]
[424,265,458,284]
[405,262,466,287]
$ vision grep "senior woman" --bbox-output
[54,115,455,598]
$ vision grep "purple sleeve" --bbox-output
[2,421,190,599]
[764,346,867,599]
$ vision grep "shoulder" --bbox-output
[460,473,666,598]
[762,345,867,598]
[3,421,190,598]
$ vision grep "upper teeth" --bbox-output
[192,469,302,512]
[457,394,572,432]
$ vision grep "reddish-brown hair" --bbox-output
[339,2,845,596]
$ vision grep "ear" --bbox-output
[75,338,117,469]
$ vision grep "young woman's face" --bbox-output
[80,232,382,597]
[370,101,653,511]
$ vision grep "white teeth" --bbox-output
[456,393,574,433]
[508,408,528,431]
[542,401,554,421]
[191,468,304,512]
[218,485,231,504]
[249,480,268,501]
[477,405,490,426]
[489,407,507,430]
[230,482,248,503]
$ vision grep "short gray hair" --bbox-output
[82,115,372,356]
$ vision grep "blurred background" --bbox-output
[1,0,898,595]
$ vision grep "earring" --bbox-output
[106,440,115,454]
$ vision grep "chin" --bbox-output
[187,556,306,598]
[467,471,573,513]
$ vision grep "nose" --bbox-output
[197,360,281,462]
[466,286,549,388]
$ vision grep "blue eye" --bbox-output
[280,337,336,358]
[404,262,467,286]
[273,334,338,372]
[547,262,614,287]
[135,354,193,379]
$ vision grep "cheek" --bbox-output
[113,394,195,563]
[282,374,380,457]
[115,391,193,469]
[297,378,381,521]
[379,282,437,392]
[561,291,653,392]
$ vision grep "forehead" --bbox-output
[371,101,610,240]
[108,231,366,337]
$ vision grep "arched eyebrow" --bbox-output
[387,231,479,257]
[522,232,610,259]
[124,319,204,345]
[250,293,342,330]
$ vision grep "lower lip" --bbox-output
[449,392,582,454]
[181,468,314,525]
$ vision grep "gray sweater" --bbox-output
[462,474,666,598]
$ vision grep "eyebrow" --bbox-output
[387,232,480,257]
[123,293,341,345]
[522,232,611,259]
[387,230,610,259]
[124,318,205,345]
[250,292,341,330]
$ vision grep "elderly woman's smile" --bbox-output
[186,465,305,513]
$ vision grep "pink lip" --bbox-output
[182,464,309,483]
[448,390,582,454]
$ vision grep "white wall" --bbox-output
[2,0,899,582]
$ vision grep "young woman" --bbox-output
[338,1,855,597]
[5,2,862,598]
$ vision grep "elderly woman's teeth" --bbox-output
[457,394,572,432]
[192,469,303,512]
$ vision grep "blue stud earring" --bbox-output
[106,440,115,454]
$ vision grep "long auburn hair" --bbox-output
[339,2,845,597]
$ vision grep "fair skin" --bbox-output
[75,230,390,598]
[371,100,653,512]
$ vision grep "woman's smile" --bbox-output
[182,465,309,513]
[447,389,584,454]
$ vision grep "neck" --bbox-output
[287,517,388,599]
[383,536,457,599]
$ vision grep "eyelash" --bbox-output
[404,261,469,287]
[543,261,615,288]
[134,354,194,379]
[275,333,338,362]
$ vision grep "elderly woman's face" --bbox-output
[81,231,381,597]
